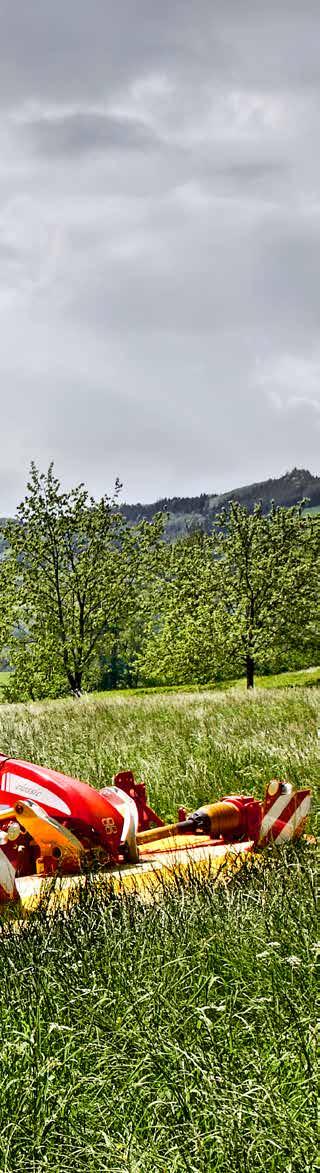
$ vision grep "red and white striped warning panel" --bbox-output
[259,780,311,846]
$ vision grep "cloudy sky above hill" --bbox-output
[0,0,319,510]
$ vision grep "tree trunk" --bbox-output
[246,654,254,689]
[109,642,119,690]
[69,669,83,697]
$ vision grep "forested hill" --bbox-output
[0,468,319,548]
[122,467,320,539]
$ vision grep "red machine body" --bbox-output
[218,794,262,843]
[108,771,164,832]
[0,758,165,901]
[0,756,124,854]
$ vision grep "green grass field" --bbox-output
[1,663,320,704]
[0,687,318,1172]
[95,664,320,697]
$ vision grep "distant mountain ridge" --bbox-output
[122,468,320,539]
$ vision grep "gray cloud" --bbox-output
[0,0,319,512]
[24,111,158,157]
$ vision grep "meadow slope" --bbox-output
[0,688,318,1173]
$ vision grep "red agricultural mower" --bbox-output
[0,753,311,911]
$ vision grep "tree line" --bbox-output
[0,463,319,701]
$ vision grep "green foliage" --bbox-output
[4,628,68,702]
[4,464,163,698]
[4,463,130,696]
[1,465,319,700]
[0,687,318,1171]
[211,502,320,687]
[139,503,320,691]
[138,531,221,685]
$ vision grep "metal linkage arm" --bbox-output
[13,800,84,875]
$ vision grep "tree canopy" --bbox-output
[211,501,319,687]
[137,502,320,689]
[0,467,318,699]
[4,464,163,698]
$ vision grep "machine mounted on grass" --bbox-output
[0,753,311,911]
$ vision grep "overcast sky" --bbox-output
[0,0,319,511]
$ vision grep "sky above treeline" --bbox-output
[0,0,319,511]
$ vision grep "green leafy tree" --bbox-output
[5,464,162,699]
[211,501,320,688]
[137,531,222,686]
[4,623,68,702]
[138,503,319,690]
[94,513,166,691]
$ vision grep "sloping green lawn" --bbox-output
[94,664,320,699]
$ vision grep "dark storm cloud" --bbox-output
[25,111,158,157]
[0,0,319,511]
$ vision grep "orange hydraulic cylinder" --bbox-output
[198,801,242,838]
[136,800,243,846]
